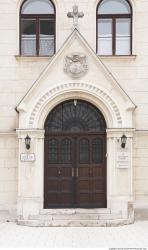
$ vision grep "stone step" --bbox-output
[17,218,134,227]
[29,213,122,221]
[52,214,122,220]
[39,208,111,215]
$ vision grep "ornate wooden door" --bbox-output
[44,100,106,209]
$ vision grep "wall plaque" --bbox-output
[117,151,130,168]
[20,153,35,162]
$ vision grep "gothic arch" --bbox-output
[27,82,122,129]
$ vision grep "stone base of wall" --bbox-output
[0,209,17,222]
[135,209,148,220]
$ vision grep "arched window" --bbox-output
[97,0,132,55]
[20,0,55,56]
[44,100,106,133]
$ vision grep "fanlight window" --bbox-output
[44,100,106,133]
[20,0,55,56]
[97,0,132,55]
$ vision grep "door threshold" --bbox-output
[40,208,111,215]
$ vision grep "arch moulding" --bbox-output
[27,82,123,129]
[93,0,136,9]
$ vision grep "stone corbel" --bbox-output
[16,102,27,113]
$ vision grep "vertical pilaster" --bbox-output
[16,129,45,220]
[107,128,135,219]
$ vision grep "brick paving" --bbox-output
[0,221,148,248]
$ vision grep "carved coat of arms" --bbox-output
[64,53,88,78]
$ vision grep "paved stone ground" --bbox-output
[0,221,148,248]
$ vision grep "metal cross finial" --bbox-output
[67,5,84,29]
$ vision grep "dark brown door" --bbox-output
[76,134,106,208]
[44,100,107,209]
[44,135,75,208]
[44,133,106,208]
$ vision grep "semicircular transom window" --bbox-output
[45,100,106,133]
[97,0,132,56]
[20,0,55,56]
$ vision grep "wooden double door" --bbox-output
[44,133,106,209]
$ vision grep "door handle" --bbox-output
[71,168,79,177]
[76,168,79,177]
[58,170,62,175]
[72,168,74,177]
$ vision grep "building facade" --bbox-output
[0,0,148,226]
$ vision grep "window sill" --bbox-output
[15,55,53,61]
[98,55,137,59]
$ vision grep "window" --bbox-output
[44,100,106,133]
[79,139,89,164]
[20,0,55,56]
[61,139,72,163]
[92,138,103,163]
[48,139,58,163]
[97,0,132,55]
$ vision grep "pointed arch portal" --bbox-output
[44,100,107,208]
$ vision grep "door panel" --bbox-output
[44,133,106,208]
[76,135,106,208]
[44,135,74,208]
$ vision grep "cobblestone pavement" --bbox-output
[0,221,148,248]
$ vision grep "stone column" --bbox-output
[16,129,44,221]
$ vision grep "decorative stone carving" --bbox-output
[28,82,122,128]
[64,53,88,78]
[67,5,84,29]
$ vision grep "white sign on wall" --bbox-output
[117,151,130,168]
[20,153,35,162]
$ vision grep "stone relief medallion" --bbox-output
[64,52,88,78]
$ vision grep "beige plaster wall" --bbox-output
[0,134,18,212]
[133,132,148,208]
[0,0,148,210]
